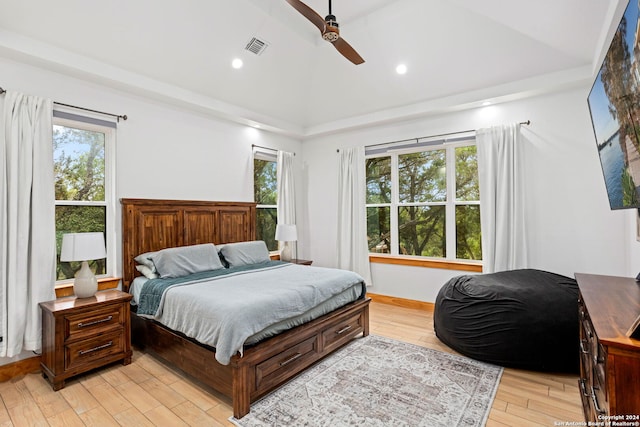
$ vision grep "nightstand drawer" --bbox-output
[65,305,124,341]
[65,330,124,371]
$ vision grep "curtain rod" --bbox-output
[252,144,296,156]
[336,120,531,152]
[0,86,128,122]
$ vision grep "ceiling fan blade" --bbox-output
[332,38,365,65]
[285,0,326,34]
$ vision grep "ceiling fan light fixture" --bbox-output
[322,26,340,42]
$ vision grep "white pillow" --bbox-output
[134,251,158,273]
[136,264,159,279]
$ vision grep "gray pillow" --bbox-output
[150,244,224,278]
[219,241,270,267]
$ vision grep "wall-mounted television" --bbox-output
[588,0,640,210]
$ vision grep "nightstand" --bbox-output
[289,259,313,265]
[39,289,132,390]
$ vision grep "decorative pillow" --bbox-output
[150,243,224,278]
[136,264,159,279]
[219,241,270,267]
[134,251,158,273]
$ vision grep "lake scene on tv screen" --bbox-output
[588,0,640,209]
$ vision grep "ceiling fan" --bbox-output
[285,0,365,65]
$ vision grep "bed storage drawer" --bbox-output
[322,311,365,352]
[243,298,371,407]
[255,335,319,392]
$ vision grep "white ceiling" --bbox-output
[0,0,622,137]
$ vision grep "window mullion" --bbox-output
[446,146,456,259]
[390,154,399,256]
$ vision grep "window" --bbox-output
[365,139,481,261]
[53,114,116,282]
[254,153,278,251]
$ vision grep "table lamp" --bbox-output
[275,224,297,262]
[60,232,106,298]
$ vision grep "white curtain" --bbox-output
[336,147,372,286]
[476,123,527,273]
[276,151,296,256]
[0,91,56,357]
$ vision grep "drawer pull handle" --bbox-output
[78,315,113,328]
[279,352,302,367]
[579,340,590,354]
[591,386,606,415]
[336,325,352,335]
[79,341,113,355]
[579,379,589,397]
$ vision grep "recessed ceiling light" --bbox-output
[482,101,492,106]
[396,64,407,75]
[232,58,243,69]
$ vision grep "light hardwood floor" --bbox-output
[0,300,584,426]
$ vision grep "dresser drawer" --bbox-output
[255,335,319,392]
[322,311,364,352]
[65,330,124,371]
[65,305,124,341]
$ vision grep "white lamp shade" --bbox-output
[275,224,297,242]
[60,232,106,262]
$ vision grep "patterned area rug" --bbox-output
[230,335,503,427]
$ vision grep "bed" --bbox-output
[121,198,370,418]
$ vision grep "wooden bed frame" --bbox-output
[121,198,370,419]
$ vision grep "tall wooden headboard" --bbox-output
[121,199,256,291]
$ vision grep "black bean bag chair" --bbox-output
[433,269,579,373]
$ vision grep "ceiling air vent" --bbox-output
[245,37,269,56]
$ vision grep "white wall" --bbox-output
[302,87,629,302]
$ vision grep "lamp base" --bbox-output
[74,261,98,298]
[280,244,293,262]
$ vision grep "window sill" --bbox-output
[369,254,483,272]
[54,277,121,298]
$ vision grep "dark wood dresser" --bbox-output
[40,289,132,390]
[575,273,640,422]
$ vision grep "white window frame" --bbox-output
[365,138,481,262]
[53,115,117,283]
[253,149,278,251]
